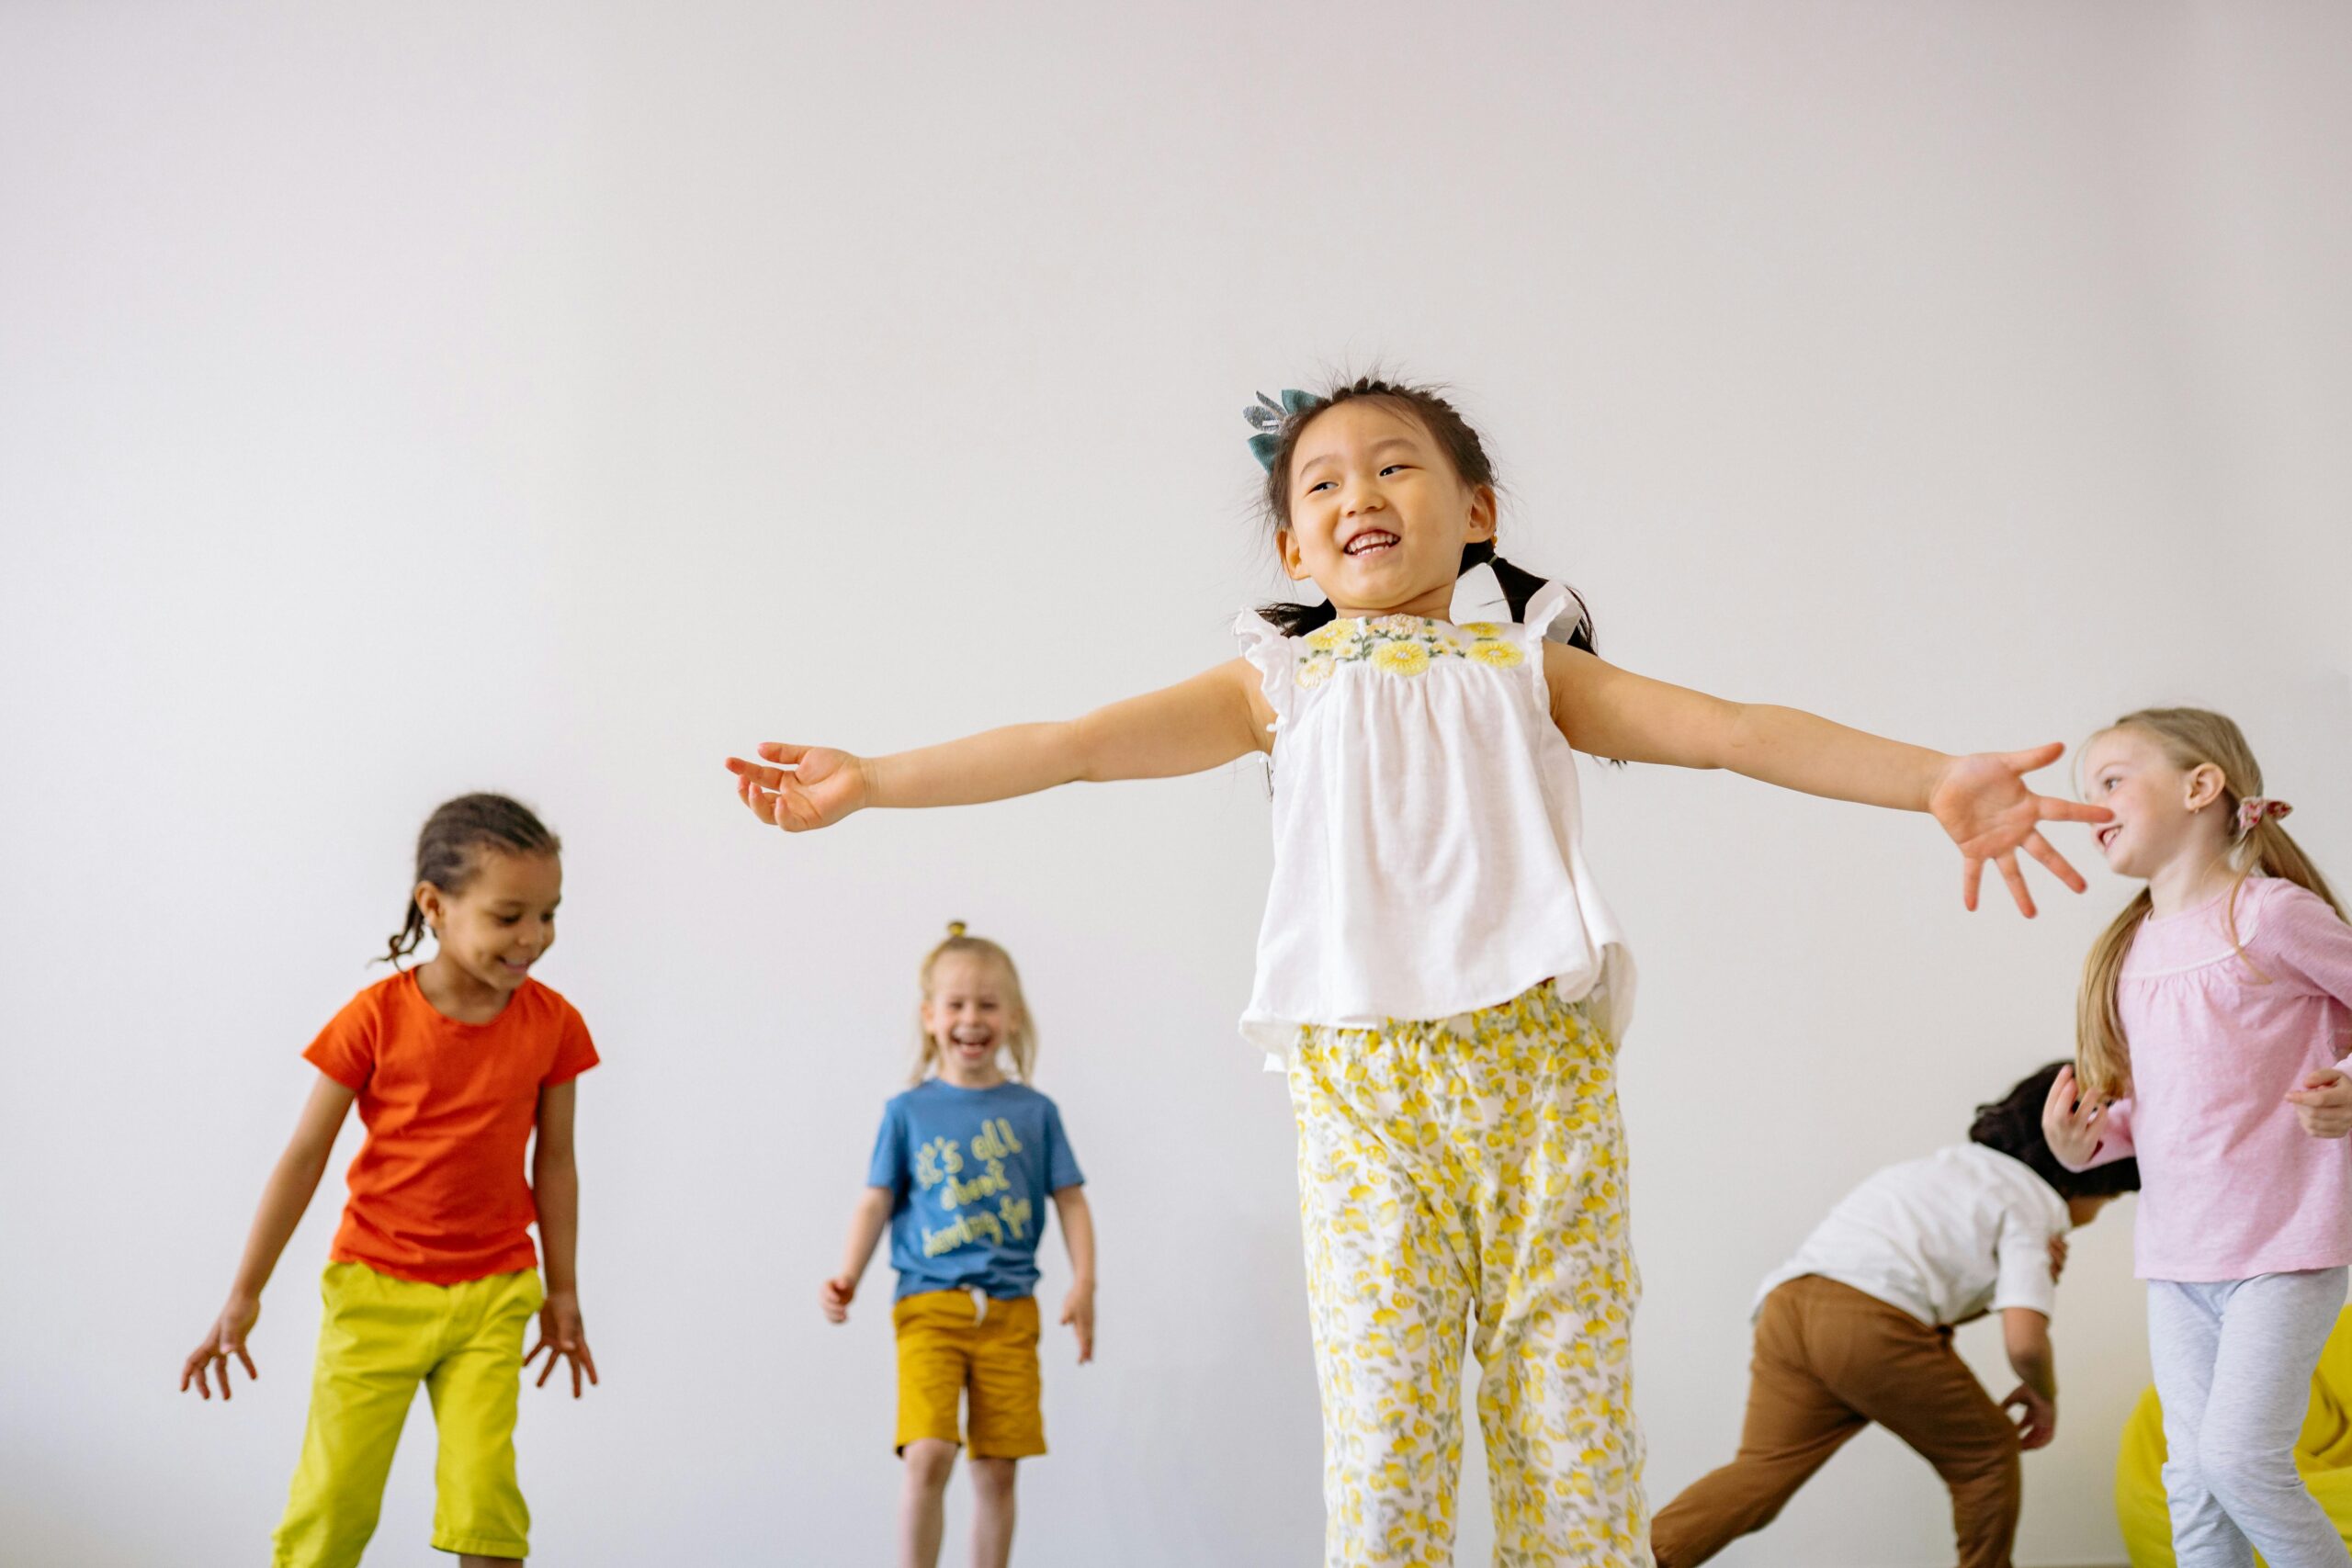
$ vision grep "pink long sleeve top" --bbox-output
[2068,876,2352,1282]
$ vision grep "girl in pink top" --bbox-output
[2045,707,2352,1566]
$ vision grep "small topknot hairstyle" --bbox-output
[913,921,1038,1085]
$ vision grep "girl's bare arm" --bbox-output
[820,1188,897,1322]
[180,1074,355,1398]
[729,659,1273,831]
[1543,643,2109,915]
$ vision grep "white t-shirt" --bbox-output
[1234,573,1634,1057]
[1755,1144,2069,1327]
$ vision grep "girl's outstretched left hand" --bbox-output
[1060,1282,1095,1364]
[1928,744,2111,917]
[526,1289,599,1399]
[2288,1067,2352,1138]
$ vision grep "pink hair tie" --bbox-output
[2238,796,2294,833]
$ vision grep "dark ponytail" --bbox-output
[379,793,562,966]
[1458,540,1596,656]
[1252,377,1595,652]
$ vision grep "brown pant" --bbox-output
[1649,1275,2022,1568]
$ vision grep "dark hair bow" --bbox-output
[1243,389,1317,471]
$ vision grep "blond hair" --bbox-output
[911,922,1038,1085]
[2075,707,2343,1098]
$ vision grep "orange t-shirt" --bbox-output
[304,969,599,1285]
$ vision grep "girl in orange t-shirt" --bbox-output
[180,793,601,1568]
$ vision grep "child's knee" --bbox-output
[902,1438,958,1491]
[967,1457,1019,1502]
[2196,1427,2299,1515]
[1951,1440,2021,1516]
[1963,1434,2021,1488]
[1930,1416,2021,1512]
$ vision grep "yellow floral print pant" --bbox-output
[1289,983,1647,1568]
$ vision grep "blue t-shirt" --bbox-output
[867,1079,1085,1301]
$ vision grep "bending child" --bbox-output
[180,794,600,1568]
[1650,1063,2140,1568]
[731,377,2109,1566]
[822,925,1094,1568]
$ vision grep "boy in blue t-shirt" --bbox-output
[821,929,1092,1568]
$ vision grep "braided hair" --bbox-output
[379,793,562,966]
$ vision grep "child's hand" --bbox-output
[820,1274,857,1324]
[726,744,870,832]
[2047,1234,2070,1283]
[180,1295,261,1400]
[1928,745,2111,917]
[2288,1067,2352,1138]
[1060,1282,1095,1364]
[526,1290,599,1399]
[2041,1066,2109,1169]
[2002,1383,2057,1450]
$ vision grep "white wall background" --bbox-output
[5,3,2349,1563]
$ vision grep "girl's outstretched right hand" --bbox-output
[2041,1066,2109,1169]
[727,744,870,832]
[819,1274,857,1324]
[180,1296,260,1400]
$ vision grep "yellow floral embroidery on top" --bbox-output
[1304,620,1366,655]
[1295,615,1524,682]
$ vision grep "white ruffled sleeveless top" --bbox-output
[1235,567,1635,1056]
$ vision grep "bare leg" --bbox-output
[968,1457,1018,1568]
[458,1557,520,1567]
[899,1438,958,1568]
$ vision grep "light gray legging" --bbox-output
[2150,1269,2352,1568]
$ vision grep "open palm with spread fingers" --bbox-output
[1929,744,2111,917]
[181,1295,261,1401]
[2041,1066,2111,1168]
[727,744,870,832]
[526,1291,599,1399]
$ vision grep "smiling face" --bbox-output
[2080,726,2230,881]
[416,849,561,999]
[921,951,1017,1086]
[1279,399,1496,620]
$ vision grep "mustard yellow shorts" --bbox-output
[892,1290,1045,1460]
[272,1261,544,1567]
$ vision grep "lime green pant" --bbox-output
[273,1261,543,1566]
